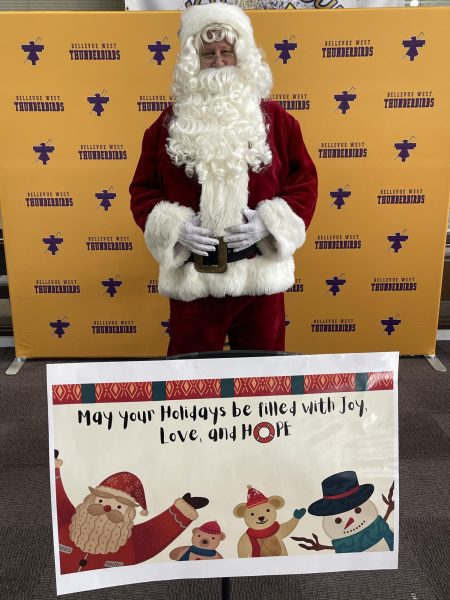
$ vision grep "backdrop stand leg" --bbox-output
[5,356,26,375]
[424,354,447,372]
[221,577,231,600]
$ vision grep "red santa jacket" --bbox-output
[55,468,196,574]
[130,100,318,302]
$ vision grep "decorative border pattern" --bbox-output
[234,376,292,397]
[166,379,221,400]
[96,382,152,403]
[52,371,394,404]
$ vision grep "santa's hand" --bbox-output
[224,207,270,252]
[54,449,63,469]
[177,214,219,256]
[293,508,306,520]
[182,493,209,510]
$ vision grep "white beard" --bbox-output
[167,66,272,235]
[69,496,135,554]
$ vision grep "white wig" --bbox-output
[167,2,273,227]
[172,3,272,101]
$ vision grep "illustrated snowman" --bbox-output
[292,471,394,553]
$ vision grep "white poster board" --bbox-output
[48,352,399,595]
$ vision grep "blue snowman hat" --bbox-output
[308,471,374,517]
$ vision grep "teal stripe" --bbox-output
[82,384,96,403]
[152,381,166,401]
[221,379,234,397]
[291,376,304,394]
[355,373,369,392]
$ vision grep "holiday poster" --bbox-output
[48,352,399,594]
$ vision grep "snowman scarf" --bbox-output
[331,516,394,553]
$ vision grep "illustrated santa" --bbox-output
[55,455,208,574]
[130,2,318,355]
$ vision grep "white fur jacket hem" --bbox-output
[146,198,305,301]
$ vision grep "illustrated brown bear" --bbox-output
[233,484,306,558]
[169,521,226,561]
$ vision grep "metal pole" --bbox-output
[221,577,231,600]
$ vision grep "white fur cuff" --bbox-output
[256,197,306,262]
[144,201,195,269]
[174,498,198,522]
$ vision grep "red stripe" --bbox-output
[323,485,360,500]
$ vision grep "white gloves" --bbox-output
[224,207,270,252]
[177,214,219,256]
[178,208,270,257]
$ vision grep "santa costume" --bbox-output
[130,3,317,354]
[56,468,200,574]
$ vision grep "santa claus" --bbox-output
[130,2,317,355]
[55,454,208,574]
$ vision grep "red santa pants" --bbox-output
[167,293,285,356]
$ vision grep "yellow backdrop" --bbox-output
[0,8,449,357]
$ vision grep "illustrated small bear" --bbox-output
[233,484,305,558]
[169,521,225,561]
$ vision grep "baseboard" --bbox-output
[0,336,14,347]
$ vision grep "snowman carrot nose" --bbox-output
[344,517,355,530]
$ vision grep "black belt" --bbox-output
[188,238,260,273]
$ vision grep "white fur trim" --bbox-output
[179,4,254,48]
[174,498,198,522]
[144,201,195,269]
[256,197,306,262]
[157,254,295,302]
[93,486,139,506]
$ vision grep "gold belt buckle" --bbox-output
[194,237,228,273]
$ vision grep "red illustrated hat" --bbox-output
[199,521,222,535]
[96,471,149,516]
[246,484,269,508]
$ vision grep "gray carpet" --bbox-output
[1,344,449,600]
